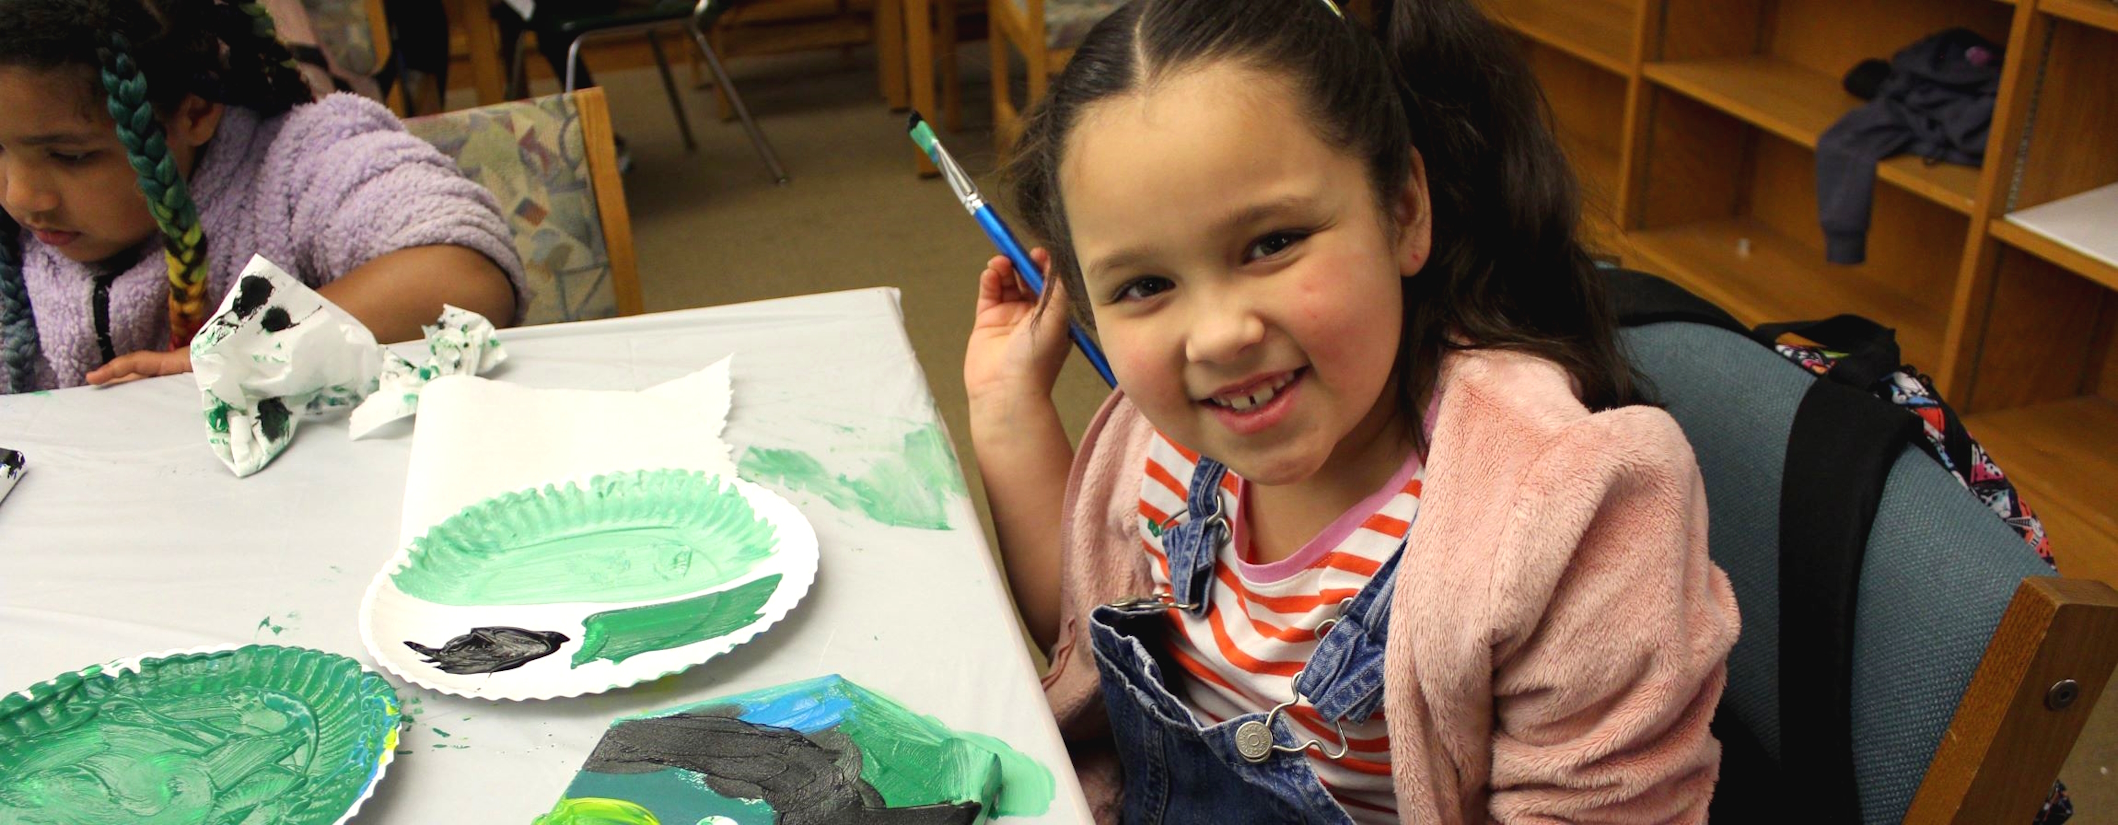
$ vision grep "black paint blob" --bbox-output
[256,398,291,441]
[585,712,980,825]
[405,626,571,674]
[231,276,274,319]
[260,306,293,332]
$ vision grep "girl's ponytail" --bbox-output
[207,0,317,115]
[98,28,214,348]
[0,215,42,394]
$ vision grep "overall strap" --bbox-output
[1164,457,1231,615]
[1294,542,1403,725]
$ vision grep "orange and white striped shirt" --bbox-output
[1137,431,1423,823]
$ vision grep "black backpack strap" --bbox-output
[1779,375,1926,823]
[1604,268,1747,333]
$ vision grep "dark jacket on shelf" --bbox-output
[1816,28,2002,265]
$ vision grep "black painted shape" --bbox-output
[260,307,294,333]
[231,276,274,319]
[405,626,570,674]
[585,712,981,825]
[256,398,291,441]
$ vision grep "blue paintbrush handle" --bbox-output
[974,206,1119,387]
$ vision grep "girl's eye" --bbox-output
[1245,231,1307,262]
[1111,276,1174,303]
[49,151,91,165]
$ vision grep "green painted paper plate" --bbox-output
[362,468,819,700]
[0,644,402,825]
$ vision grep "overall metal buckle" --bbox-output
[1234,599,1357,763]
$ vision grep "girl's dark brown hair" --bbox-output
[1003,0,1639,447]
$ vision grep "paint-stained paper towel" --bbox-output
[191,255,507,477]
[398,357,737,545]
[192,256,384,477]
[346,307,507,439]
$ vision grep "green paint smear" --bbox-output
[0,646,400,825]
[572,575,782,667]
[391,470,779,607]
[739,424,967,530]
[554,769,774,825]
[537,797,662,825]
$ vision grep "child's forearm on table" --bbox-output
[971,393,1074,652]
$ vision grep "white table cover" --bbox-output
[0,288,1091,824]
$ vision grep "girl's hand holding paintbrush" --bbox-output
[965,246,1075,645]
[966,248,1074,408]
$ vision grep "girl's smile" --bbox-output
[1061,63,1430,491]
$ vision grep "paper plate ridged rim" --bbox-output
[0,644,401,825]
[359,468,819,701]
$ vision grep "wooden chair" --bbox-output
[263,0,416,113]
[1620,313,2118,823]
[405,87,645,324]
[988,0,1118,157]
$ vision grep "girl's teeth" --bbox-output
[1214,373,1293,411]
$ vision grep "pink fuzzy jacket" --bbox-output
[1044,347,1742,823]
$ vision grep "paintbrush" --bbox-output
[907,112,1118,388]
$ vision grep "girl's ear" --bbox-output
[165,93,225,153]
[1393,148,1432,277]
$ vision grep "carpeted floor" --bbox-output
[461,43,2115,821]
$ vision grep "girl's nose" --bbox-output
[1184,293,1267,365]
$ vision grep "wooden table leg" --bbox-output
[905,0,938,176]
[454,0,506,105]
[878,0,908,110]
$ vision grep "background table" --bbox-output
[0,288,1090,823]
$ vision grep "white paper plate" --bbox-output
[0,644,401,825]
[360,469,819,700]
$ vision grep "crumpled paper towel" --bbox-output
[191,255,505,477]
[347,306,507,439]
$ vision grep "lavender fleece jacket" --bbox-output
[12,93,527,391]
[1046,348,1743,823]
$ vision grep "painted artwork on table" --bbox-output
[538,675,1055,825]
[0,645,401,825]
[738,421,969,531]
[361,468,820,700]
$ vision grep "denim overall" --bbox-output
[1089,457,1406,824]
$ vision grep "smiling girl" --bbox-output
[965,0,1741,821]
[0,0,525,394]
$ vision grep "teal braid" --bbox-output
[0,213,42,394]
[97,29,212,347]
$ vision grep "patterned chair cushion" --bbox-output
[1041,0,1123,51]
[406,94,621,325]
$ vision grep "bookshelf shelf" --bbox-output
[1642,57,1982,214]
[1627,216,1946,364]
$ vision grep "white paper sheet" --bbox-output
[396,355,737,545]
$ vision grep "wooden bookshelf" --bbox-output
[2041,0,2118,32]
[1627,217,1945,363]
[1990,218,2118,294]
[1642,57,1982,213]
[1484,0,1635,74]
[1966,397,2118,585]
[1492,0,2118,588]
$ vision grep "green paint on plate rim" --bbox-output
[391,469,779,607]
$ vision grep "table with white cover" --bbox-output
[0,288,1091,823]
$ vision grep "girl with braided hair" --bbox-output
[0,0,525,394]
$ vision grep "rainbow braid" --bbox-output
[97,30,211,349]
[0,212,42,393]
